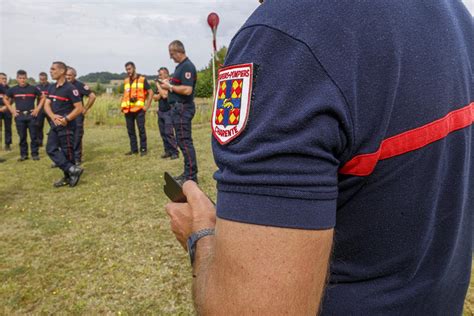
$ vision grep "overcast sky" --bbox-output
[0,0,473,79]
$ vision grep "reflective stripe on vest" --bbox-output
[121,76,146,112]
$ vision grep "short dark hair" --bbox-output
[17,69,27,77]
[0,72,6,77]
[158,67,169,74]
[125,61,135,68]
[39,72,48,77]
[53,61,67,71]
[169,40,185,53]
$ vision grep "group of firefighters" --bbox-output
[0,40,199,187]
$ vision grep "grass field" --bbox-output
[0,96,472,315]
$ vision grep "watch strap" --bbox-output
[187,228,215,265]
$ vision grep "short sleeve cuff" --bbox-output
[217,190,336,230]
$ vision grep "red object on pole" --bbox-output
[207,12,220,30]
[207,12,220,51]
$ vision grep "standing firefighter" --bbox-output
[3,70,45,161]
[154,67,178,160]
[160,40,198,183]
[0,72,12,151]
[66,66,96,165]
[44,61,84,187]
[121,61,153,156]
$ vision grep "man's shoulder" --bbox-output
[26,84,37,93]
[183,59,196,71]
[73,80,85,88]
[64,82,77,90]
[7,85,19,94]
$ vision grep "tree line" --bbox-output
[7,47,227,98]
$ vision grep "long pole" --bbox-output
[212,50,216,101]
[211,28,217,101]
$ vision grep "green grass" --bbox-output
[0,96,472,314]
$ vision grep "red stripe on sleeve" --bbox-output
[339,102,474,176]
[14,94,37,98]
[49,95,70,101]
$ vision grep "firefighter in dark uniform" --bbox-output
[154,67,178,159]
[160,40,198,183]
[44,61,84,187]
[66,66,97,165]
[0,72,12,151]
[35,72,50,147]
[3,70,45,161]
[121,61,153,156]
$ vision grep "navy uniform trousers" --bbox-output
[0,111,12,146]
[15,112,39,157]
[158,110,178,156]
[125,110,147,153]
[46,121,76,173]
[171,102,198,180]
[74,114,84,162]
[35,109,47,146]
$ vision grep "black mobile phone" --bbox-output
[163,172,187,203]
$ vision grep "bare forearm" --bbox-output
[192,236,216,314]
[44,102,54,120]
[67,103,84,121]
[36,96,46,110]
[172,85,193,96]
[85,93,96,110]
[191,222,333,315]
[145,92,154,110]
[3,100,14,114]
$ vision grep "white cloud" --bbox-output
[0,0,259,78]
[1,1,472,79]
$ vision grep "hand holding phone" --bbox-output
[164,172,187,203]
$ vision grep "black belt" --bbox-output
[19,110,33,115]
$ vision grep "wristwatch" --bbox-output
[187,228,215,265]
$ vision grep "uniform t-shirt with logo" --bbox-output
[70,80,91,103]
[168,58,197,104]
[6,84,41,112]
[47,82,82,117]
[212,1,472,314]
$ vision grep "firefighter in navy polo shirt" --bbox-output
[154,67,178,160]
[44,62,84,187]
[165,1,472,314]
[0,72,12,151]
[121,61,153,156]
[66,66,97,165]
[3,70,45,161]
[160,40,198,183]
[35,72,50,147]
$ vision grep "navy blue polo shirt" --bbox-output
[0,84,8,106]
[70,80,91,103]
[212,1,472,314]
[168,58,196,104]
[6,84,41,112]
[47,82,82,116]
[36,83,50,97]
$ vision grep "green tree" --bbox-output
[94,82,106,95]
[194,46,228,98]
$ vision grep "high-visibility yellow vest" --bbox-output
[121,76,147,113]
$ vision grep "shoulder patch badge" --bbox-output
[185,72,192,80]
[211,63,253,145]
[73,89,79,97]
[84,85,90,90]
